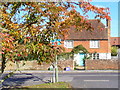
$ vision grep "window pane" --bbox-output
[64,40,73,48]
[90,40,99,48]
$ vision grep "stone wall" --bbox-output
[85,59,119,70]
[3,60,74,71]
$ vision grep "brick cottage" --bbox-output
[58,19,111,66]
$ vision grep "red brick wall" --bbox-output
[60,40,110,53]
[85,59,119,70]
[3,60,74,70]
[110,37,120,46]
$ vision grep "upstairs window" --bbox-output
[90,40,100,48]
[64,40,74,48]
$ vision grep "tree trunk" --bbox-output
[1,53,6,73]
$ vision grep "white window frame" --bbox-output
[90,40,100,48]
[64,40,74,48]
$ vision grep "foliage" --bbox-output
[111,46,118,56]
[58,45,88,60]
[71,45,88,54]
[0,1,110,73]
[58,52,73,60]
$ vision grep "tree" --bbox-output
[0,1,111,73]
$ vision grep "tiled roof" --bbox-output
[60,19,108,40]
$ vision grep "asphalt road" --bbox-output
[1,72,119,89]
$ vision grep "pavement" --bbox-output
[3,70,120,73]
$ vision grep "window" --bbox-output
[90,40,100,48]
[64,40,73,48]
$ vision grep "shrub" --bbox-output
[111,46,118,56]
[71,45,88,54]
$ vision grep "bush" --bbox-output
[71,45,88,54]
[58,45,88,60]
[57,52,73,60]
[111,46,118,56]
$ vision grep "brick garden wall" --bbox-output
[3,60,74,71]
[85,59,119,70]
[1,59,119,70]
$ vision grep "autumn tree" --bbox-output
[0,1,110,73]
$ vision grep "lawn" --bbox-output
[7,82,73,90]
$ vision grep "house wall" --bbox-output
[60,40,111,60]
[60,40,111,53]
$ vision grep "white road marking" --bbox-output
[84,80,110,82]
[44,75,119,77]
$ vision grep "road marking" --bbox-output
[73,75,119,76]
[43,75,119,77]
[84,80,109,82]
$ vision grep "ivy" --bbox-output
[58,45,88,60]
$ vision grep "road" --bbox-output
[1,72,119,89]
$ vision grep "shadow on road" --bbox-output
[2,73,50,88]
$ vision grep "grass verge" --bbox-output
[8,82,73,90]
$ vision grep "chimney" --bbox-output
[106,19,110,29]
[106,19,111,54]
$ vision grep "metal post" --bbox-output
[55,55,58,82]
[52,63,55,83]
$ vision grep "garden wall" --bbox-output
[85,59,119,70]
[3,60,74,71]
